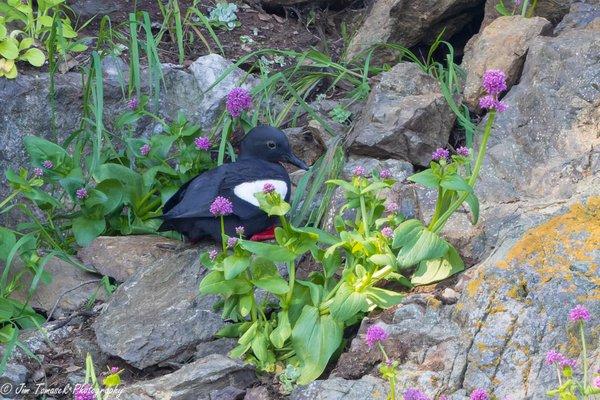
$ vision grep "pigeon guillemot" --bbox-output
[158,125,308,242]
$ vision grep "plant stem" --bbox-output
[428,187,444,229]
[360,195,369,236]
[220,216,226,252]
[0,190,21,210]
[521,0,530,16]
[285,261,295,307]
[580,321,588,390]
[430,111,496,233]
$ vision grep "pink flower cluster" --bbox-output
[546,350,577,369]
[210,196,233,216]
[263,183,276,193]
[226,87,253,118]
[227,236,238,248]
[364,325,389,347]
[403,388,430,400]
[76,188,88,200]
[381,227,394,239]
[470,388,489,400]
[194,136,211,151]
[140,144,151,156]
[352,165,365,177]
[479,69,508,112]
[73,384,96,400]
[432,148,450,161]
[568,304,591,322]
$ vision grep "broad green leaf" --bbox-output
[408,169,440,188]
[0,25,6,40]
[238,293,253,317]
[0,227,16,261]
[223,255,250,279]
[18,37,33,50]
[364,287,405,309]
[393,219,449,267]
[440,174,473,193]
[269,311,291,348]
[239,240,296,262]
[0,38,18,59]
[251,332,269,363]
[253,276,289,295]
[95,179,124,214]
[20,47,45,67]
[326,179,357,193]
[411,246,464,285]
[199,270,252,295]
[254,192,291,216]
[368,253,395,266]
[291,305,343,384]
[23,135,70,167]
[72,216,106,246]
[465,193,479,224]
[329,282,368,322]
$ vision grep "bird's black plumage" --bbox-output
[158,125,308,242]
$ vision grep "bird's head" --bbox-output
[239,125,309,170]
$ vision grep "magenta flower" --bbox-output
[226,87,252,118]
[479,95,508,112]
[209,196,233,216]
[546,350,564,365]
[235,226,245,236]
[470,389,489,400]
[593,376,600,388]
[385,202,399,214]
[109,367,119,374]
[227,236,238,248]
[194,136,211,151]
[514,0,522,5]
[42,160,53,169]
[380,169,392,179]
[456,146,470,156]
[364,325,389,347]
[482,69,507,95]
[76,188,88,200]
[352,165,365,177]
[73,384,96,400]
[209,249,218,261]
[263,183,276,193]
[568,305,591,322]
[403,388,430,400]
[139,144,151,156]
[33,167,44,177]
[432,148,450,161]
[560,358,577,369]
[381,227,394,239]
[127,97,138,110]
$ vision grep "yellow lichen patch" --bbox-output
[499,197,600,290]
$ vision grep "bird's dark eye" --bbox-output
[267,141,276,149]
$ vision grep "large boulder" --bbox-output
[347,62,456,167]
[554,2,600,34]
[93,245,224,369]
[461,15,551,109]
[119,354,257,400]
[346,0,485,59]
[482,0,599,27]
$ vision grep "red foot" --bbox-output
[250,225,276,241]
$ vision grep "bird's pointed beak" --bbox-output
[284,152,309,170]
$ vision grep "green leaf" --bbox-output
[223,254,250,280]
[23,135,70,167]
[199,270,252,295]
[408,169,440,188]
[329,283,368,322]
[440,174,473,193]
[251,332,269,363]
[0,38,18,59]
[392,219,449,267]
[464,193,479,224]
[364,287,405,309]
[326,179,357,193]
[0,227,16,261]
[239,240,296,262]
[291,305,343,385]
[253,276,289,295]
[411,246,464,285]
[72,216,106,246]
[94,179,124,214]
[368,253,395,266]
[238,293,253,317]
[269,311,291,348]
[20,47,45,67]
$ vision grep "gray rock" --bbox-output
[119,354,256,400]
[291,375,389,400]
[342,155,414,181]
[482,0,599,27]
[461,16,552,109]
[284,127,325,167]
[77,235,182,282]
[3,257,103,318]
[195,338,237,360]
[0,363,28,398]
[67,0,126,19]
[93,247,224,369]
[244,386,276,400]
[346,0,485,59]
[554,2,600,34]
[348,63,456,167]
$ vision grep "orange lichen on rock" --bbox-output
[499,197,600,285]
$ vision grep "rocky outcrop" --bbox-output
[346,0,485,59]
[119,354,257,400]
[482,0,596,27]
[347,62,456,167]
[77,235,182,282]
[461,15,551,109]
[93,245,223,369]
[554,2,600,34]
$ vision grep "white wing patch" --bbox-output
[233,179,288,207]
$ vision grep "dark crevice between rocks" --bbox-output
[261,0,366,18]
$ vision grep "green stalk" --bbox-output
[520,0,530,16]
[427,187,444,229]
[580,321,588,390]
[0,190,21,210]
[430,111,496,233]
[360,195,370,236]
[220,216,226,251]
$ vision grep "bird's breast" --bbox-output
[233,179,288,207]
